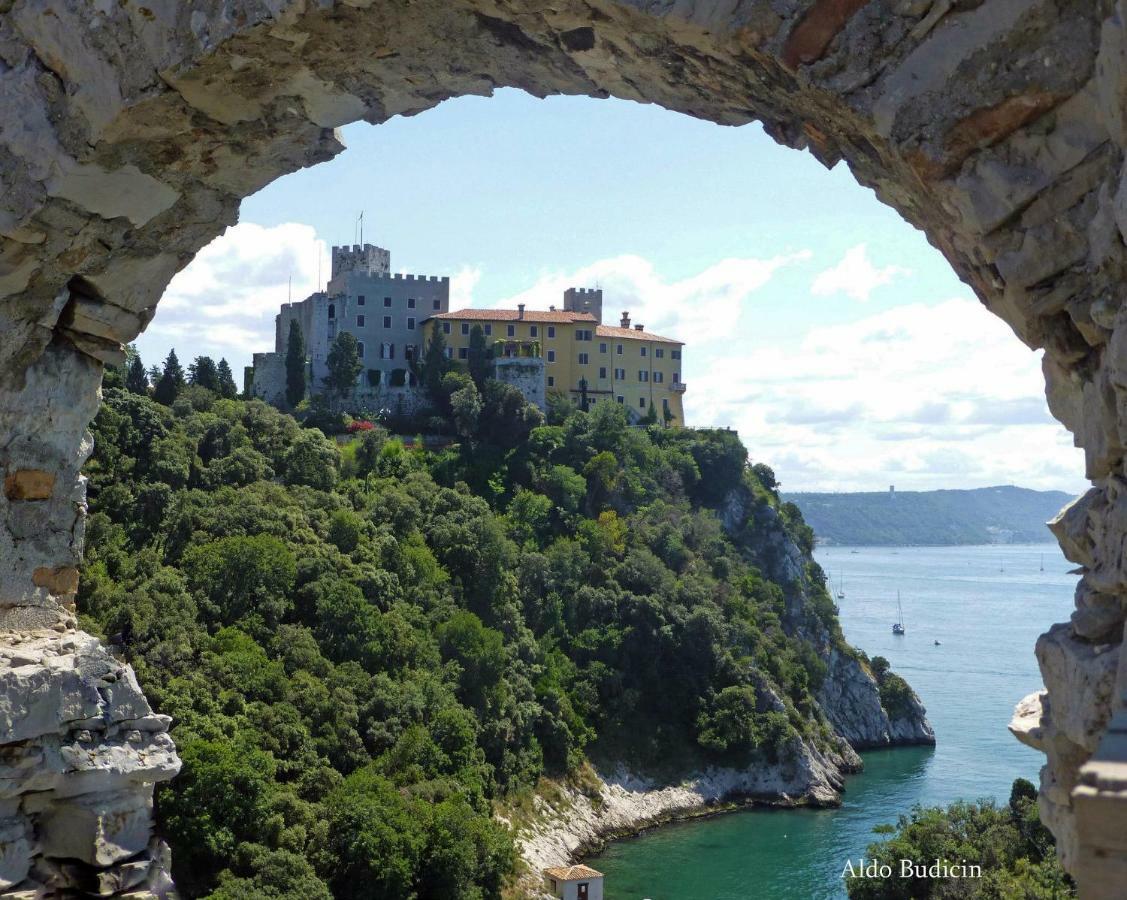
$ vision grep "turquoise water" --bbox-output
[587,543,1077,899]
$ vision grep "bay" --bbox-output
[586,542,1077,899]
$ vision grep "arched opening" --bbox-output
[1,1,1123,895]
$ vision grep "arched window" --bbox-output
[357,341,364,358]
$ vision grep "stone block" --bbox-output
[3,470,55,501]
[39,790,153,867]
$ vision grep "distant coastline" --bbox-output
[783,485,1074,547]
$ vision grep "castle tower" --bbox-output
[331,243,391,279]
[563,287,603,323]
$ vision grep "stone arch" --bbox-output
[2,0,1126,893]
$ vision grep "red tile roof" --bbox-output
[544,865,603,881]
[596,324,682,345]
[427,308,597,324]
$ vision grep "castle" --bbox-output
[248,243,687,424]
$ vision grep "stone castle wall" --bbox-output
[3,0,1127,894]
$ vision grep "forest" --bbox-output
[83,341,868,897]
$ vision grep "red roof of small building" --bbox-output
[427,308,597,324]
[544,865,604,881]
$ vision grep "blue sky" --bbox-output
[141,89,1085,494]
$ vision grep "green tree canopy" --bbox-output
[324,332,363,399]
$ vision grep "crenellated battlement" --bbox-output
[331,243,390,278]
[563,286,603,323]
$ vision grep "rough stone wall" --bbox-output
[495,357,547,410]
[2,0,1127,893]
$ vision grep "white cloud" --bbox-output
[811,243,911,302]
[689,296,1086,493]
[137,222,330,375]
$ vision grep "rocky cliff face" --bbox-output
[721,487,935,752]
[0,630,179,896]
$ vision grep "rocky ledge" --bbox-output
[0,628,180,897]
[512,734,856,898]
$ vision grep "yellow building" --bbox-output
[420,288,686,424]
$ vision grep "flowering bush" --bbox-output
[346,419,375,433]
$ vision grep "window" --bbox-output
[640,346,648,357]
[547,326,556,338]
[407,317,416,330]
[328,303,335,320]
[673,372,680,383]
[357,295,365,306]
[379,342,394,360]
[357,341,364,358]
[547,376,555,387]
[445,347,452,359]
[484,324,492,336]
[654,371,663,383]
[507,324,515,337]
[614,367,625,380]
[461,323,470,336]
[531,325,539,337]
[384,297,392,307]
[672,349,682,359]
[407,297,416,309]
[599,342,607,353]
[576,329,592,341]
[405,345,416,361]
[442,322,451,334]
[617,395,624,404]
[356,314,365,327]
[578,352,589,364]
[616,343,623,355]
[656,348,664,358]
[433,299,441,310]
[547,350,556,362]
[599,366,607,379]
[639,397,647,408]
[383,315,392,328]
[639,370,649,382]
[458,347,468,359]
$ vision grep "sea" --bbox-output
[586,543,1077,899]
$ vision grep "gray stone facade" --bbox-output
[252,243,450,403]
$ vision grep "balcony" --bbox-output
[671,381,687,393]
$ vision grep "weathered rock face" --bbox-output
[722,486,935,748]
[2,0,1127,892]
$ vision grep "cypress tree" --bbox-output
[467,324,490,389]
[153,349,186,406]
[285,320,306,407]
[324,333,363,400]
[217,359,238,399]
[420,329,452,402]
[188,355,220,392]
[125,354,149,395]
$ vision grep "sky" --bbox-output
[139,89,1085,495]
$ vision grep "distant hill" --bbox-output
[783,485,1075,546]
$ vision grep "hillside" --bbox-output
[80,350,930,899]
[783,486,1073,546]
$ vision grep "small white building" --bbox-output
[543,864,604,900]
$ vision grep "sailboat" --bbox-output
[836,573,845,600]
[892,592,906,635]
[1040,554,1045,572]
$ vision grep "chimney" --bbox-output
[518,303,525,320]
[620,311,630,328]
[634,324,644,331]
[550,304,556,311]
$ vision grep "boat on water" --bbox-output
[893,592,906,635]
[934,639,941,646]
[836,573,845,600]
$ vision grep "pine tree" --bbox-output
[217,358,238,399]
[467,324,490,389]
[188,355,220,392]
[153,349,186,406]
[125,353,149,395]
[324,333,363,400]
[285,320,306,408]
